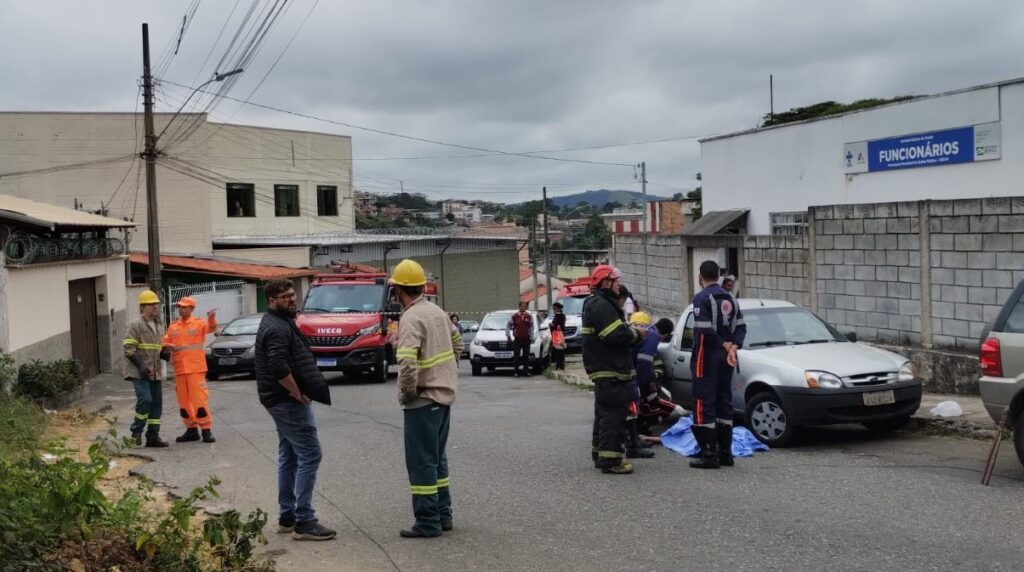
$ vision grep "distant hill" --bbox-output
[549,189,667,209]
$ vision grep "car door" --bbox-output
[664,311,696,408]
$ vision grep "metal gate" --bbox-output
[165,281,246,326]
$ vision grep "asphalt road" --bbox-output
[88,365,1024,572]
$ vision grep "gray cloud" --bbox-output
[2,0,1023,202]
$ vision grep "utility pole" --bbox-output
[530,217,539,312]
[142,23,162,294]
[542,186,553,311]
[639,161,649,304]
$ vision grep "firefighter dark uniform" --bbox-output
[690,282,746,468]
[582,287,640,473]
[633,322,687,437]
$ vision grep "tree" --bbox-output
[445,212,455,222]
[672,192,684,200]
[601,201,623,213]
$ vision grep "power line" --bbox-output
[0,155,136,180]
[156,77,636,167]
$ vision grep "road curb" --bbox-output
[543,369,1000,440]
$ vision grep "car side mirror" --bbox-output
[845,331,858,342]
[470,325,479,332]
[385,302,402,316]
[214,331,220,337]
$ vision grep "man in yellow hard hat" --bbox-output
[391,259,459,538]
[123,290,169,447]
[163,296,218,443]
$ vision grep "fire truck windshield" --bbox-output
[303,284,385,314]
[555,296,586,315]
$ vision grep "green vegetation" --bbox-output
[0,350,273,571]
[15,359,85,399]
[762,96,916,127]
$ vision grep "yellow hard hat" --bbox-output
[629,311,652,326]
[391,259,427,286]
[137,290,161,305]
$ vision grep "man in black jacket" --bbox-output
[582,265,646,474]
[255,278,335,541]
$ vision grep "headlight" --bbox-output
[473,338,483,346]
[205,346,212,356]
[242,346,255,359]
[805,370,844,389]
[358,324,381,336]
[898,361,916,382]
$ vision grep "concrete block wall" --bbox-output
[612,235,687,317]
[742,235,810,307]
[813,202,925,347]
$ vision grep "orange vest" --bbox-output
[163,315,217,374]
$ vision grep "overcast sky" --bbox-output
[2,0,1022,203]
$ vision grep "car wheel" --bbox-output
[1014,413,1024,470]
[206,371,220,381]
[745,391,796,447]
[372,359,388,384]
[471,363,482,376]
[862,416,911,434]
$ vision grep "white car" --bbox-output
[470,310,551,376]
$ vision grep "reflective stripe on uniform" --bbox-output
[396,347,419,360]
[123,338,139,346]
[637,354,655,363]
[597,450,623,458]
[410,484,439,495]
[588,370,634,382]
[173,344,205,351]
[138,343,163,350]
[580,327,594,335]
[417,349,454,369]
[694,320,714,328]
[146,418,161,425]
[597,319,623,339]
[135,412,148,420]
[436,477,450,488]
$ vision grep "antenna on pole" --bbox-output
[769,74,775,124]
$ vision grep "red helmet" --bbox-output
[590,264,621,284]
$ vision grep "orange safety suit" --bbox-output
[163,315,217,429]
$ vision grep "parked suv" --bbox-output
[469,310,551,376]
[659,299,922,446]
[979,282,1024,468]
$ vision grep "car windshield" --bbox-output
[221,317,262,336]
[742,307,847,348]
[556,296,586,315]
[480,313,513,330]
[303,284,385,313]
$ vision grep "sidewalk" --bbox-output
[547,362,999,438]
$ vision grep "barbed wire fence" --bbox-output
[2,231,126,266]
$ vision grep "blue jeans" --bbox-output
[267,400,323,524]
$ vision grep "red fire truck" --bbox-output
[295,262,438,382]
[548,276,595,351]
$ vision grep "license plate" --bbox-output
[494,351,513,359]
[316,358,337,367]
[218,357,237,366]
[863,390,895,406]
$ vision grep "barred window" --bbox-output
[770,211,808,235]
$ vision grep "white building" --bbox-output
[700,77,1023,235]
[0,112,354,255]
[441,200,482,224]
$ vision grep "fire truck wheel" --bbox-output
[372,360,388,384]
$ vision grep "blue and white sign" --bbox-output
[844,122,1000,174]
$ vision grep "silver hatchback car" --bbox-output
[659,299,923,446]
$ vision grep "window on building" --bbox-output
[770,211,808,235]
[317,185,338,216]
[274,184,300,217]
[226,183,255,217]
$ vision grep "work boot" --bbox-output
[689,426,720,470]
[145,435,169,448]
[717,424,734,467]
[131,430,143,446]
[626,420,655,458]
[599,460,634,475]
[591,448,599,467]
[176,428,200,443]
[201,429,216,443]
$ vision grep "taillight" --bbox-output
[980,338,1003,377]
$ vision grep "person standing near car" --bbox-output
[123,290,168,448]
[582,265,646,474]
[550,302,567,371]
[506,301,535,378]
[690,260,746,469]
[255,278,336,541]
[162,297,217,444]
[391,259,459,538]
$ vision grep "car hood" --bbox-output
[209,335,256,349]
[745,342,906,377]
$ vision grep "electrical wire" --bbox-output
[0,155,136,180]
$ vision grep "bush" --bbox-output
[0,392,48,461]
[15,359,85,399]
[0,350,16,395]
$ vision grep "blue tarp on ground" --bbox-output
[660,416,769,458]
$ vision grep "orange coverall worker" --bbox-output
[163,302,217,430]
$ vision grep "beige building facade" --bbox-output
[0,112,354,256]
